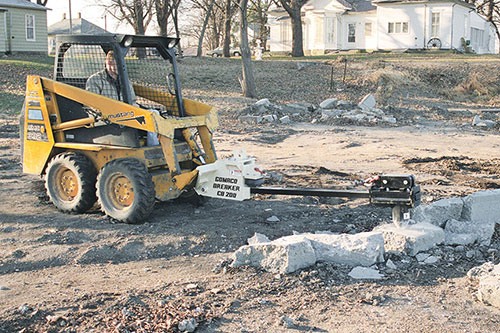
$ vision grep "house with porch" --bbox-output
[268,0,496,54]
[0,0,48,54]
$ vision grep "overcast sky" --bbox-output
[46,0,133,34]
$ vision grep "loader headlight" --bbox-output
[122,36,133,47]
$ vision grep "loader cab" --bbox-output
[53,34,184,147]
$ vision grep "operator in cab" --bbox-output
[86,50,137,105]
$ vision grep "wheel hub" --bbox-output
[57,169,78,201]
[110,175,134,208]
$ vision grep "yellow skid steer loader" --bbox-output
[20,35,225,223]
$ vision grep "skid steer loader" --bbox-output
[20,34,232,223]
[21,34,420,225]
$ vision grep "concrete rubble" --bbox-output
[468,262,500,309]
[413,189,500,245]
[348,266,383,280]
[238,94,399,126]
[232,232,385,273]
[374,222,444,256]
[232,189,500,274]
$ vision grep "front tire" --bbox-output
[233,51,241,57]
[45,153,97,213]
[97,158,155,224]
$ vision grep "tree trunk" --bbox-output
[239,0,257,98]
[290,10,304,57]
[173,7,182,55]
[155,0,168,36]
[197,0,215,57]
[223,0,233,57]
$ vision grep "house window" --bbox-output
[431,12,440,37]
[325,17,335,44]
[280,21,290,46]
[315,17,324,44]
[26,14,35,41]
[365,23,372,37]
[388,22,408,34]
[348,23,355,43]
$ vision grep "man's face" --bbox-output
[106,55,118,79]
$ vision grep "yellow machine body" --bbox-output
[21,75,218,201]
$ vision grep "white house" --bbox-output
[268,0,496,54]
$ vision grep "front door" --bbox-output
[347,23,356,49]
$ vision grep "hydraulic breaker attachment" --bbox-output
[194,149,264,201]
[195,151,420,226]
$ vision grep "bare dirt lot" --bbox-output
[0,54,500,332]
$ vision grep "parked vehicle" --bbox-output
[208,46,241,57]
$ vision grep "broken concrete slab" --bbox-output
[279,115,291,124]
[358,93,376,110]
[468,262,500,309]
[262,115,277,122]
[386,259,397,270]
[348,266,383,280]
[319,98,338,109]
[255,98,271,107]
[306,232,385,267]
[374,223,444,256]
[232,236,316,274]
[412,198,463,227]
[232,231,385,273]
[444,230,477,246]
[460,189,500,244]
[248,233,270,245]
[445,218,495,246]
[240,115,262,124]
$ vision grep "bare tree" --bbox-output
[155,0,183,52]
[248,0,272,50]
[277,0,307,57]
[100,0,155,35]
[196,0,215,56]
[192,0,225,51]
[222,0,237,57]
[238,0,257,97]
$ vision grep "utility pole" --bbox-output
[69,0,73,34]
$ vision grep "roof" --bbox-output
[0,0,48,10]
[373,0,475,9]
[48,18,109,35]
[344,0,376,11]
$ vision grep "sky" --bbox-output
[46,0,133,34]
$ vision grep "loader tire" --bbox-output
[45,153,97,213]
[97,158,155,224]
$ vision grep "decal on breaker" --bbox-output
[213,176,240,198]
[26,123,48,142]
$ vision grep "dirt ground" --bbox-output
[1,55,500,332]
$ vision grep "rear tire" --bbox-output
[233,51,241,57]
[45,153,97,213]
[97,158,155,224]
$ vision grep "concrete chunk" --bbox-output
[358,93,376,110]
[279,115,291,124]
[374,223,444,256]
[247,233,270,245]
[444,230,477,245]
[255,98,271,107]
[306,232,385,266]
[319,98,338,109]
[469,263,500,309]
[348,266,383,280]
[412,198,463,227]
[232,236,316,274]
[460,189,500,244]
[240,115,262,124]
[445,218,494,246]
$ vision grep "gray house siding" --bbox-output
[6,7,47,53]
[0,11,6,52]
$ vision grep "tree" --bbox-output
[222,0,237,57]
[155,0,182,52]
[238,0,257,97]
[277,0,308,57]
[191,0,225,50]
[100,0,155,35]
[248,0,272,51]
[196,0,215,56]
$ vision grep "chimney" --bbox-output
[78,12,81,19]
[63,13,66,20]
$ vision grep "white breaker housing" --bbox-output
[195,149,264,201]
